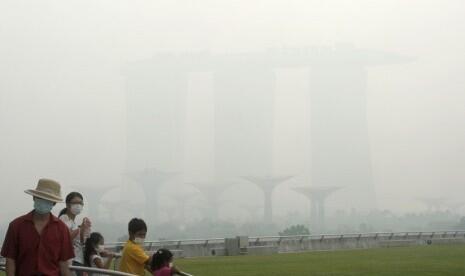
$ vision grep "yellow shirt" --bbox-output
[119,240,150,276]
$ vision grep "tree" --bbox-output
[279,224,310,236]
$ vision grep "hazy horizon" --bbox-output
[1,1,464,234]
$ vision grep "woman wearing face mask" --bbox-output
[59,192,92,270]
[84,232,115,276]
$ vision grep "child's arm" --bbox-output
[171,265,181,275]
[143,254,152,274]
[93,254,114,270]
[102,252,115,269]
[144,261,152,274]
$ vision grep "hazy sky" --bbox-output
[0,0,464,222]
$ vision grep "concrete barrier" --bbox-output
[246,245,279,255]
[225,237,241,256]
[378,240,417,247]
[428,238,465,245]
[210,247,226,256]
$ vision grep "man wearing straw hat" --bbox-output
[1,178,75,276]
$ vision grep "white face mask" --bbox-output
[97,245,105,253]
[70,204,83,215]
[134,237,145,245]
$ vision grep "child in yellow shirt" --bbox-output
[118,218,151,276]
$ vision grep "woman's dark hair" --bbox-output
[84,232,104,267]
[128,218,147,234]
[151,248,173,271]
[59,192,83,217]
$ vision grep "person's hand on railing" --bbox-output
[171,265,180,274]
[171,265,194,276]
[100,250,115,258]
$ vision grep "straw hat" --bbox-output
[24,178,63,203]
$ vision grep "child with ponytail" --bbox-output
[84,232,115,275]
[151,248,182,276]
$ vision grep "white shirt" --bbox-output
[59,214,84,264]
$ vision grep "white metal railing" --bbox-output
[3,230,464,253]
[0,265,193,276]
[176,272,194,276]
[70,266,136,276]
[70,266,193,276]
[1,230,464,273]
[107,237,225,251]
[105,230,465,249]
[0,264,132,276]
[248,230,465,242]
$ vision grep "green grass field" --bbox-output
[1,245,464,275]
[175,245,465,276]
